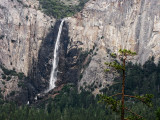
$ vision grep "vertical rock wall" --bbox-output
[0,0,55,75]
[66,0,160,92]
[0,0,55,102]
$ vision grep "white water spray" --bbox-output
[48,19,65,91]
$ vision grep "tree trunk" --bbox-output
[121,58,125,120]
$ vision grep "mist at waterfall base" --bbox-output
[45,20,64,93]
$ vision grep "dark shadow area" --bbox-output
[27,20,61,101]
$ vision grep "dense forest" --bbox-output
[38,0,89,19]
[0,58,160,120]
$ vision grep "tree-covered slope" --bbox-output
[1,59,160,120]
[38,0,89,19]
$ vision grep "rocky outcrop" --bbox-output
[0,0,56,76]
[0,0,55,102]
[66,0,160,91]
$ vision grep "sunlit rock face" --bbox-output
[66,0,160,92]
[0,0,55,100]
[0,0,55,76]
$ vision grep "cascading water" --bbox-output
[48,19,64,91]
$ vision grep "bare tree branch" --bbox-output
[124,95,146,104]
[110,93,122,97]
[125,107,144,119]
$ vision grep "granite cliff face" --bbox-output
[0,0,55,101]
[0,0,55,75]
[68,0,160,63]
[0,0,160,101]
[66,0,160,93]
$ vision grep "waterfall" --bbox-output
[48,19,64,91]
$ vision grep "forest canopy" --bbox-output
[0,58,160,120]
[38,0,89,19]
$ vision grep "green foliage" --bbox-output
[101,36,104,39]
[135,94,153,107]
[17,0,23,4]
[110,53,117,58]
[119,49,136,55]
[6,76,11,81]
[89,49,93,54]
[107,59,160,100]
[0,49,159,120]
[0,65,25,80]
[126,102,154,120]
[102,49,154,120]
[9,91,15,96]
[105,61,124,71]
[2,74,6,79]
[0,35,4,39]
[0,85,118,120]
[1,65,16,76]
[99,95,121,112]
[102,58,160,119]
[127,115,145,120]
[104,49,136,72]
[17,72,25,80]
[26,16,28,20]
[0,89,3,99]
[38,0,89,19]
[79,73,83,79]
[2,81,5,85]
[18,81,25,88]
[92,51,97,57]
[78,51,89,65]
[156,107,160,120]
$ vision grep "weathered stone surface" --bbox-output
[0,0,55,102]
[0,0,55,76]
[66,0,160,90]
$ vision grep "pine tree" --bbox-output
[99,49,153,120]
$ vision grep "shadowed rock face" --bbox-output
[27,21,90,101]
[28,21,61,94]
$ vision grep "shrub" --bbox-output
[89,49,93,54]
[99,83,102,87]
[2,67,17,76]
[0,35,4,39]
[80,74,83,79]
[2,81,5,85]
[2,74,6,79]
[0,89,3,99]
[10,91,15,96]
[18,73,24,80]
[0,65,25,80]
[17,0,23,4]
[26,16,29,20]
[94,52,97,56]
[7,76,11,81]
[18,81,25,88]
[1,66,11,75]
[101,36,104,39]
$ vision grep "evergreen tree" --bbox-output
[99,49,153,120]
